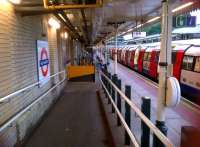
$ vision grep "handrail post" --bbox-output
[141,96,151,147]
[111,74,117,113]
[104,72,108,99]
[125,85,131,145]
[108,72,111,104]
[153,121,168,147]
[117,79,121,126]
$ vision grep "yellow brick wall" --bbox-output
[0,2,66,147]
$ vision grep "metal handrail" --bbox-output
[0,70,66,132]
[100,71,174,147]
[0,71,65,103]
[100,77,140,147]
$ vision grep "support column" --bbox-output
[154,0,172,146]
[114,28,118,74]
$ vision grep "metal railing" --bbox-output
[0,70,66,132]
[100,71,174,147]
[0,71,65,103]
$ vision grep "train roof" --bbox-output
[185,46,200,56]
[172,44,191,51]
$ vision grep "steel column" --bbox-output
[154,0,172,146]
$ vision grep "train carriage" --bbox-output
[134,45,147,73]
[117,47,122,63]
[180,45,200,104]
[127,46,137,69]
[142,43,160,80]
[121,47,128,65]
[125,47,130,66]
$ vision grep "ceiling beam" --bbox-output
[54,13,77,39]
[81,9,90,44]
[59,11,84,42]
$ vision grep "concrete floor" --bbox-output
[25,82,114,147]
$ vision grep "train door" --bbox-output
[128,47,135,67]
[119,49,123,63]
[129,50,135,69]
[127,49,132,67]
[173,50,184,80]
[125,48,129,66]
[143,48,151,75]
[117,48,121,62]
[172,44,191,80]
[134,46,141,70]
[138,49,146,73]
[149,50,159,79]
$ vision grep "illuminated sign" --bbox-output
[36,40,50,85]
[173,15,196,28]
[132,32,146,38]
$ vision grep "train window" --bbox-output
[194,57,200,73]
[144,53,149,61]
[182,56,194,71]
[148,53,151,61]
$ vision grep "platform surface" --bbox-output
[108,60,200,147]
[25,82,114,147]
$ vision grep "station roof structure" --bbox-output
[15,0,200,45]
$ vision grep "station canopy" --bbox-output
[14,0,200,44]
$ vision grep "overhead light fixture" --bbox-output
[58,13,66,22]
[0,0,6,4]
[64,32,68,39]
[135,24,143,29]
[48,18,60,29]
[67,14,74,20]
[146,16,160,23]
[8,0,21,4]
[172,2,194,13]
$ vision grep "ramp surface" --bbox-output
[25,82,114,147]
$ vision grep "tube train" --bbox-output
[105,37,200,105]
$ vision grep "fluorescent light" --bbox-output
[8,0,21,4]
[58,13,66,22]
[0,0,7,4]
[172,2,194,13]
[135,24,143,29]
[146,16,160,23]
[67,14,74,20]
[64,32,68,39]
[48,18,60,29]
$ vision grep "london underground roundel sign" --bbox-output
[37,40,50,85]
[40,48,49,77]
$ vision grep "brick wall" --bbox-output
[0,2,67,147]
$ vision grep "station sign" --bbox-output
[173,15,196,28]
[132,32,146,38]
[36,40,51,86]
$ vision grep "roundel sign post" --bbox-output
[37,40,50,86]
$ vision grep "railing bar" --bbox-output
[0,74,66,133]
[100,77,140,147]
[101,71,174,147]
[0,71,65,103]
